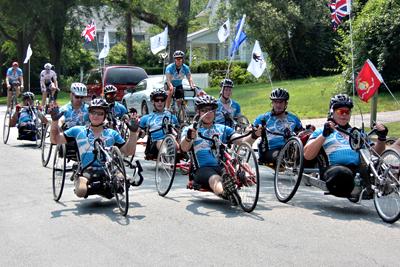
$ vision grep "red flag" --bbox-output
[356,59,383,102]
[81,20,96,42]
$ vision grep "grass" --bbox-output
[384,122,400,139]
[2,75,399,122]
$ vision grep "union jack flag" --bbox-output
[81,20,96,42]
[329,0,350,30]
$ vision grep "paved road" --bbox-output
[1,107,400,266]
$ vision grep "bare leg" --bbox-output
[41,91,47,107]
[209,174,224,195]
[7,90,11,109]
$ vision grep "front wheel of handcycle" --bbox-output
[3,109,12,144]
[374,148,400,223]
[110,146,129,216]
[52,144,66,201]
[235,142,260,212]
[274,137,304,203]
[41,123,53,167]
[155,134,177,196]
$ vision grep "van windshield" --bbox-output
[105,67,148,85]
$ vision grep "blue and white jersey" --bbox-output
[181,124,234,168]
[60,103,89,129]
[309,127,360,166]
[109,102,128,118]
[165,63,191,87]
[64,126,125,169]
[18,108,33,124]
[6,67,23,83]
[254,112,303,150]
[215,98,241,126]
[139,110,178,141]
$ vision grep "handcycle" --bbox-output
[154,114,260,212]
[273,124,400,224]
[220,112,250,134]
[3,81,20,144]
[169,85,201,126]
[52,138,144,216]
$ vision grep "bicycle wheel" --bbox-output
[110,146,129,216]
[374,148,400,223]
[155,135,177,196]
[41,123,53,167]
[274,137,304,203]
[235,142,260,212]
[35,122,44,148]
[52,144,66,201]
[3,110,11,144]
[177,104,188,125]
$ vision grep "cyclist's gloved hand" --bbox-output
[123,114,139,133]
[322,122,334,137]
[186,128,197,141]
[49,106,63,121]
[15,104,21,113]
[251,125,262,139]
[283,127,292,139]
[375,123,388,141]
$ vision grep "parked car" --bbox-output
[122,76,196,116]
[85,65,148,101]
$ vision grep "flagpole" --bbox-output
[348,1,356,125]
[28,60,30,92]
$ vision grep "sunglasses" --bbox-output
[153,98,165,103]
[199,108,216,113]
[335,108,351,116]
[74,95,85,99]
[89,110,105,116]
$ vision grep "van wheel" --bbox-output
[141,102,149,115]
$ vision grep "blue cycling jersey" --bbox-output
[309,127,360,166]
[60,103,89,129]
[181,124,234,168]
[18,108,33,124]
[64,126,125,169]
[165,63,191,87]
[139,110,179,141]
[6,67,23,83]
[109,102,128,118]
[254,111,303,150]
[215,98,241,126]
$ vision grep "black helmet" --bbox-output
[22,91,35,100]
[220,78,234,88]
[329,94,353,110]
[173,50,185,58]
[89,98,109,113]
[150,88,167,101]
[270,88,289,101]
[195,94,218,109]
[104,84,117,95]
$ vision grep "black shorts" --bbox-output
[173,85,184,100]
[145,140,159,159]
[193,166,223,190]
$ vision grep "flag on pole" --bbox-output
[356,59,383,102]
[247,41,266,79]
[150,27,168,55]
[23,44,32,64]
[98,29,110,59]
[81,20,96,42]
[230,15,247,56]
[217,19,230,43]
[329,0,351,30]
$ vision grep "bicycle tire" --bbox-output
[52,144,66,201]
[155,135,177,196]
[110,146,129,216]
[3,110,11,144]
[374,148,400,223]
[41,123,53,167]
[274,137,304,203]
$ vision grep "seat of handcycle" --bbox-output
[17,122,37,141]
[82,167,115,199]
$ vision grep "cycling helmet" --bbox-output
[173,50,185,58]
[329,93,354,110]
[12,61,19,67]
[22,91,35,101]
[150,88,167,101]
[104,84,118,95]
[270,88,289,101]
[89,98,109,113]
[44,63,52,70]
[70,82,87,97]
[195,94,218,109]
[220,78,234,88]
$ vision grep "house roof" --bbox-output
[187,27,220,44]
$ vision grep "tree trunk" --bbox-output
[168,0,190,62]
[125,11,134,65]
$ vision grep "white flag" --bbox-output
[98,29,110,59]
[23,44,32,64]
[217,19,230,43]
[247,40,266,79]
[150,27,168,55]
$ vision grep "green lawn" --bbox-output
[2,75,399,122]
[384,122,400,139]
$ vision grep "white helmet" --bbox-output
[70,82,87,96]
[44,63,52,70]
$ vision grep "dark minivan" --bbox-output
[85,65,148,101]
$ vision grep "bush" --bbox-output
[144,67,164,75]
